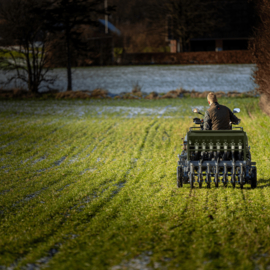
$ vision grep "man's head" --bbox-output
[207,92,217,105]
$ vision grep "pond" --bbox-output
[0,64,257,94]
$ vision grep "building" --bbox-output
[169,0,256,52]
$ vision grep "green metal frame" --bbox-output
[186,130,247,161]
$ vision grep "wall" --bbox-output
[121,50,254,65]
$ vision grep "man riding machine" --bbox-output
[177,92,257,189]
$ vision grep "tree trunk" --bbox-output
[28,80,39,93]
[66,30,72,91]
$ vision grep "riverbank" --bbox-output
[0,88,258,100]
[120,50,254,65]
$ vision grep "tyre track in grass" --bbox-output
[0,121,107,204]
[0,119,154,237]
[1,120,148,268]
[36,120,163,269]
[241,188,266,267]
[0,123,90,191]
[1,102,262,269]
[211,187,255,269]
[0,175,119,267]
[105,120,195,267]
[0,121,117,211]
[161,187,206,269]
[0,120,73,169]
[8,118,101,168]
[179,188,211,269]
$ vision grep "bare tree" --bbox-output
[0,0,55,93]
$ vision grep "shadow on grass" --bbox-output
[257,178,270,189]
[190,179,270,190]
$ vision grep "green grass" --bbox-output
[0,97,270,270]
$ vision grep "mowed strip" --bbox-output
[0,99,270,270]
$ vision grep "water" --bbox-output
[0,64,257,93]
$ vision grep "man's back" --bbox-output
[204,102,239,130]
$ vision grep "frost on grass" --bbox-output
[0,189,10,195]
[0,140,19,150]
[32,156,46,164]
[157,105,171,118]
[13,187,48,207]
[111,181,126,197]
[0,101,185,118]
[68,145,92,164]
[54,156,67,166]
[57,184,70,192]
[111,251,160,270]
[80,168,96,175]
[0,98,267,269]
[21,248,59,270]
[0,165,10,170]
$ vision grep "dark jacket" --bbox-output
[203,102,239,130]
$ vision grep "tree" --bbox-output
[250,0,270,115]
[147,0,221,52]
[43,0,114,91]
[0,0,55,93]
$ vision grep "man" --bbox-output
[204,92,240,130]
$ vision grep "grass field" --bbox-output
[1,97,270,270]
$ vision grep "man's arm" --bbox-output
[229,109,240,124]
[203,111,212,130]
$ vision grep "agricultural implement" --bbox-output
[177,108,257,189]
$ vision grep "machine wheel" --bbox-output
[177,166,183,188]
[231,175,236,188]
[251,167,257,189]
[190,174,194,189]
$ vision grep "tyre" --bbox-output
[251,167,257,189]
[190,174,194,189]
[231,175,236,188]
[177,166,183,188]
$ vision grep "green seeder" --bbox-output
[177,108,257,189]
